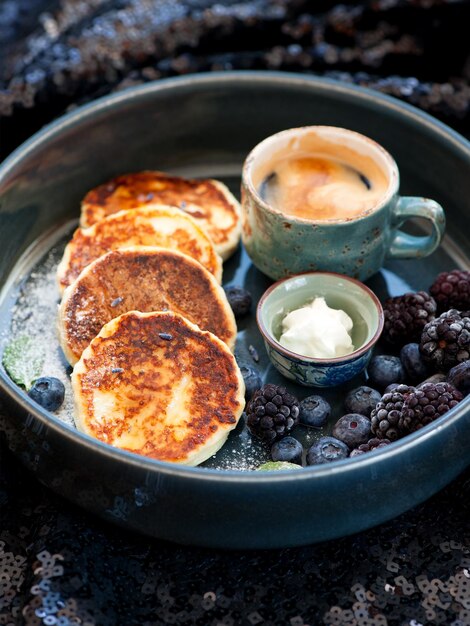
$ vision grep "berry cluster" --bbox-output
[247,376,464,468]
[380,270,470,378]
[241,269,470,470]
[370,382,463,441]
[382,271,470,365]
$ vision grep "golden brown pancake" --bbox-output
[58,246,237,365]
[80,171,242,260]
[72,311,245,466]
[57,205,222,292]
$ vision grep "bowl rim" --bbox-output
[256,270,384,364]
[1,70,470,482]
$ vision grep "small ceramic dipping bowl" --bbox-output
[257,272,384,387]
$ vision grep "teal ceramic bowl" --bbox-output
[1,72,470,549]
[257,272,384,386]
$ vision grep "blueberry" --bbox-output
[400,343,429,383]
[447,361,470,396]
[367,355,405,389]
[271,436,303,465]
[239,365,262,400]
[224,286,252,318]
[28,377,65,411]
[306,436,349,465]
[384,383,400,394]
[332,413,371,449]
[299,395,331,428]
[344,386,381,417]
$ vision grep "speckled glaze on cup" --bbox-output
[242,126,446,281]
[257,272,384,387]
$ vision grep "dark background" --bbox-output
[2,0,470,160]
[1,1,470,625]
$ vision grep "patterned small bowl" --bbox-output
[257,272,384,387]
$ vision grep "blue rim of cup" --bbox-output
[256,271,385,365]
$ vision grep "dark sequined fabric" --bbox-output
[1,442,470,625]
[1,0,470,158]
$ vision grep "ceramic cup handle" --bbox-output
[388,196,446,259]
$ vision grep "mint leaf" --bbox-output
[257,461,302,471]
[2,335,45,390]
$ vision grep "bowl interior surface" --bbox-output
[259,273,381,359]
[1,72,470,547]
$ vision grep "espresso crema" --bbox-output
[259,153,389,221]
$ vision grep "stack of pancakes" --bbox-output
[57,172,245,466]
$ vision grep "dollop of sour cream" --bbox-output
[278,297,354,359]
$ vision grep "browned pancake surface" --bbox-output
[80,171,241,259]
[59,247,236,364]
[72,311,244,465]
[57,205,222,291]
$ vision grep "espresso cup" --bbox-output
[241,126,446,281]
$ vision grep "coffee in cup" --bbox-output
[259,153,389,221]
[241,126,445,281]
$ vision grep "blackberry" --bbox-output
[367,355,405,390]
[28,377,65,412]
[344,386,381,417]
[430,269,470,313]
[332,413,371,449]
[350,438,392,457]
[246,384,300,443]
[399,382,463,435]
[382,291,436,346]
[224,286,252,318]
[370,384,415,440]
[420,309,470,371]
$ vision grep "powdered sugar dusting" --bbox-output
[202,421,269,471]
[4,240,75,428]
